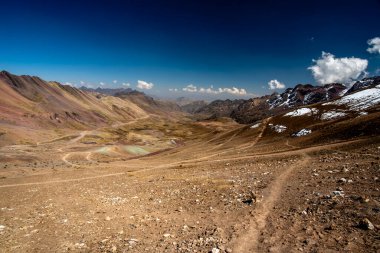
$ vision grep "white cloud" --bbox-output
[169,88,178,92]
[113,80,118,84]
[122,82,130,87]
[199,87,219,94]
[80,81,85,85]
[65,82,73,86]
[182,84,249,96]
[137,80,154,89]
[268,79,285,90]
[99,82,106,86]
[367,37,380,54]
[182,84,197,92]
[218,87,247,95]
[308,52,368,85]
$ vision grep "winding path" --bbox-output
[231,154,311,252]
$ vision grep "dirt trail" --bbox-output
[61,153,80,167]
[0,172,126,188]
[231,154,311,252]
[69,130,91,144]
[60,115,151,166]
[1,137,367,189]
[193,118,270,161]
[285,139,298,149]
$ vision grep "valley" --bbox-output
[0,72,379,253]
[1,113,379,252]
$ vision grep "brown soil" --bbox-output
[0,117,379,253]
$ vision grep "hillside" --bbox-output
[0,71,182,145]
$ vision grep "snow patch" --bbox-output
[324,86,380,110]
[250,123,260,129]
[321,111,347,120]
[284,108,319,117]
[292,129,312,137]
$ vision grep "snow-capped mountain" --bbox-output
[196,77,380,124]
[346,76,380,94]
[267,83,346,109]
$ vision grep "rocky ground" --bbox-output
[0,119,379,253]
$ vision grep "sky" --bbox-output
[0,0,380,100]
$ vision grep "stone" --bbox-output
[211,248,220,253]
[338,178,347,183]
[358,218,375,230]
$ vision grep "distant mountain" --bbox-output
[114,89,182,116]
[267,83,346,109]
[231,83,346,123]
[180,100,208,114]
[194,78,380,124]
[346,76,380,94]
[174,97,208,114]
[195,99,245,118]
[79,86,134,96]
[0,71,186,144]
[0,71,148,130]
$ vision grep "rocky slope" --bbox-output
[114,90,182,117]
[195,78,379,124]
[232,83,347,123]
[195,99,245,118]
[79,87,134,96]
[0,71,183,145]
[346,76,380,94]
[175,97,208,114]
[0,71,151,129]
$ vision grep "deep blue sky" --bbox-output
[0,0,379,99]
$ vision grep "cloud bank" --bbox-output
[180,84,248,96]
[308,52,368,85]
[182,84,197,92]
[367,37,380,54]
[137,80,154,89]
[268,79,285,90]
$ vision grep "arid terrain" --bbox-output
[1,115,380,252]
[0,72,379,252]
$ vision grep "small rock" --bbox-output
[127,238,138,245]
[358,218,375,230]
[211,248,220,253]
[332,190,344,197]
[163,233,171,238]
[105,216,111,221]
[338,178,347,183]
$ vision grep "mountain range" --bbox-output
[0,70,379,145]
